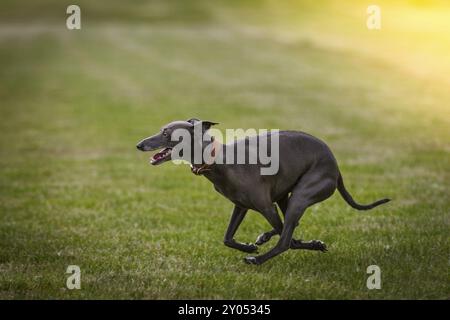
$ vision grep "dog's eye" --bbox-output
[162,130,168,137]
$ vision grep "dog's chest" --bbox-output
[212,182,255,209]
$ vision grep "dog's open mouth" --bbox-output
[150,147,172,165]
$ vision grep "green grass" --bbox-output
[0,0,449,299]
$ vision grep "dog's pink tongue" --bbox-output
[152,150,165,161]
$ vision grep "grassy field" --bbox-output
[0,0,449,299]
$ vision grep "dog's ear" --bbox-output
[186,118,218,131]
[201,121,219,131]
[186,118,200,125]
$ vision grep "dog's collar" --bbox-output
[191,163,213,175]
[191,140,219,176]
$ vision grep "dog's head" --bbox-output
[136,118,218,165]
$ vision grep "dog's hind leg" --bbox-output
[223,205,258,253]
[274,196,323,250]
[275,194,326,251]
[290,239,327,251]
[245,173,336,265]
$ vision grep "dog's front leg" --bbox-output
[255,196,288,245]
[223,206,258,253]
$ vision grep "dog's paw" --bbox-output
[255,232,271,246]
[243,243,259,253]
[311,240,327,252]
[290,239,328,252]
[243,256,260,265]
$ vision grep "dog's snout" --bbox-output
[136,143,144,151]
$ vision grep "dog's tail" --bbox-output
[337,173,390,210]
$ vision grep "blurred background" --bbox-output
[0,0,449,299]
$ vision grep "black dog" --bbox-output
[136,119,390,265]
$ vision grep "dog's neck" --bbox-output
[190,139,222,176]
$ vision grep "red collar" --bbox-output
[191,140,219,176]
